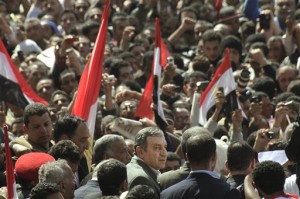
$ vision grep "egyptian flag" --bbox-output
[135,18,169,127]
[3,125,18,199]
[199,49,237,126]
[0,40,48,107]
[72,0,110,137]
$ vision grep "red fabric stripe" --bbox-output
[135,18,169,119]
[0,40,48,105]
[71,0,110,122]
[4,125,17,199]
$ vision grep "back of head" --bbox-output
[253,161,285,195]
[53,114,85,142]
[97,159,127,196]
[186,134,216,166]
[29,183,61,199]
[135,127,164,151]
[181,127,211,155]
[125,185,158,199]
[39,159,71,184]
[227,141,255,172]
[24,103,50,126]
[48,140,81,164]
[93,134,124,165]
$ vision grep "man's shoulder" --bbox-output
[158,166,190,190]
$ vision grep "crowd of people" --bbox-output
[1,0,300,198]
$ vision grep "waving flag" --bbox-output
[71,0,110,137]
[135,17,169,124]
[0,40,48,108]
[4,125,18,199]
[199,49,237,126]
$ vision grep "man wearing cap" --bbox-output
[15,152,55,199]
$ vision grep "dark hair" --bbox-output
[202,30,222,44]
[252,76,277,100]
[274,92,295,105]
[250,42,269,57]
[135,127,164,151]
[181,126,211,155]
[183,71,208,84]
[227,141,255,172]
[110,59,131,79]
[24,103,50,126]
[97,159,127,196]
[142,51,154,70]
[125,185,158,199]
[29,183,60,199]
[191,54,210,73]
[50,90,70,104]
[59,9,79,21]
[48,140,81,164]
[53,114,85,142]
[186,133,216,164]
[253,161,285,195]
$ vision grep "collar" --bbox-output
[133,156,161,176]
[190,170,221,179]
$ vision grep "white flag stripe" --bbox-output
[199,68,236,125]
[153,47,161,76]
[0,52,18,83]
[86,101,97,137]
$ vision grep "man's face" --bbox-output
[60,72,78,93]
[25,22,43,42]
[24,113,53,148]
[70,122,90,156]
[113,19,129,42]
[184,77,205,99]
[52,94,69,111]
[28,65,48,89]
[202,40,220,62]
[120,100,137,119]
[173,108,190,130]
[74,1,90,20]
[138,136,167,170]
[110,139,131,164]
[12,122,25,137]
[61,165,76,199]
[275,0,295,22]
[60,12,77,33]
[277,69,296,92]
[43,0,63,19]
[162,160,180,173]
[36,79,55,102]
[268,40,285,63]
[118,66,134,83]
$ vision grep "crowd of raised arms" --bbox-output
[1,0,300,198]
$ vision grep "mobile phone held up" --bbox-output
[259,13,271,30]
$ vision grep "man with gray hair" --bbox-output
[39,159,76,199]
[127,127,167,197]
[74,134,131,199]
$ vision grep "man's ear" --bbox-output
[57,181,65,193]
[23,124,29,135]
[225,160,229,171]
[135,146,144,158]
[119,179,128,193]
